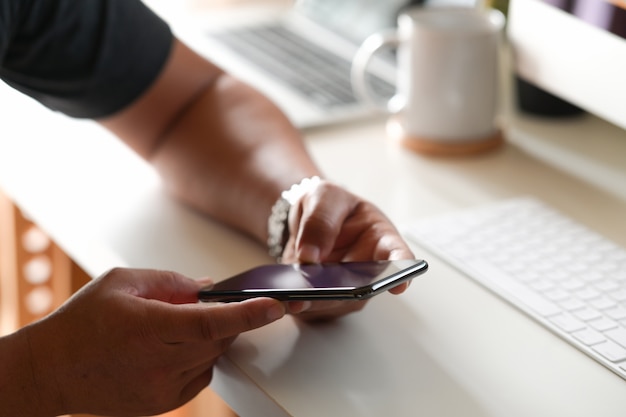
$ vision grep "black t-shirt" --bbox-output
[0,0,173,118]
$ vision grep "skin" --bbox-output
[0,37,415,416]
[0,269,286,417]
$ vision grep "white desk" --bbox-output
[2,3,626,415]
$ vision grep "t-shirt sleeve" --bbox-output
[0,0,173,118]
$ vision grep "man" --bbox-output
[0,1,414,416]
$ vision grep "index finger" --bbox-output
[292,182,358,263]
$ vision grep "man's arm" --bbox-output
[100,37,415,321]
[99,38,320,244]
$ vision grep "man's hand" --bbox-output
[20,268,285,417]
[281,180,415,321]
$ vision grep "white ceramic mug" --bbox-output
[351,7,506,155]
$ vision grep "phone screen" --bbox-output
[198,259,428,301]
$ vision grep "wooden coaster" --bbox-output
[387,118,504,156]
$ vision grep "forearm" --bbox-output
[100,39,321,245]
[149,74,321,243]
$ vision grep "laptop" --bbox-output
[178,0,422,128]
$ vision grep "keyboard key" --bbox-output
[575,287,601,301]
[561,279,585,291]
[549,314,586,333]
[605,306,626,321]
[514,270,542,282]
[543,288,570,302]
[605,327,626,349]
[559,298,586,311]
[588,317,619,332]
[571,328,606,346]
[593,340,626,362]
[609,289,626,302]
[595,280,620,292]
[581,270,604,283]
[529,279,555,292]
[589,296,617,310]
[572,308,602,322]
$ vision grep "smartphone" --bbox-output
[198,259,428,302]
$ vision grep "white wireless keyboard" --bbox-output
[405,197,626,380]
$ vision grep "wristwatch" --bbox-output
[267,176,321,261]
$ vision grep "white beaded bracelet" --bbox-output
[267,176,321,261]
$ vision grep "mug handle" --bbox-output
[351,30,401,113]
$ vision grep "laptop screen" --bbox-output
[296,0,422,42]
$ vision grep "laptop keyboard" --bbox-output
[404,197,626,381]
[209,24,395,109]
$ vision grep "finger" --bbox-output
[376,233,415,261]
[156,297,286,343]
[388,281,410,294]
[111,268,210,304]
[293,183,359,263]
[285,300,312,314]
[333,216,414,262]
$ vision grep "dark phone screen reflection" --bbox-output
[211,261,393,291]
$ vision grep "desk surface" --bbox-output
[2,3,626,416]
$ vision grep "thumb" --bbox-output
[124,269,211,304]
[154,297,286,343]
